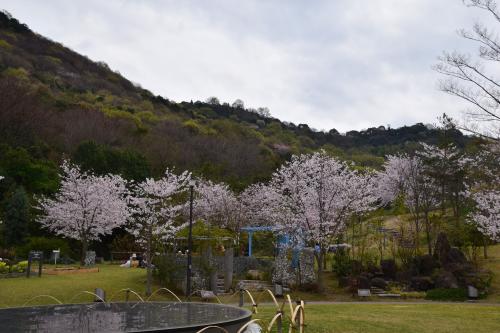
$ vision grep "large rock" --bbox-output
[350,260,363,275]
[434,232,451,266]
[434,233,468,270]
[411,255,438,276]
[446,248,467,265]
[247,270,262,280]
[434,270,459,289]
[396,270,411,283]
[358,275,371,289]
[380,259,397,280]
[371,277,388,290]
[410,276,434,291]
[446,262,475,287]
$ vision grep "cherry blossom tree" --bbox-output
[469,184,500,242]
[376,154,411,205]
[192,179,255,258]
[193,179,236,228]
[38,161,130,264]
[467,143,500,243]
[246,151,378,291]
[378,154,440,254]
[128,169,191,295]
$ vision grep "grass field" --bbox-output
[480,244,500,302]
[253,303,500,333]
[0,264,174,307]
[0,246,499,332]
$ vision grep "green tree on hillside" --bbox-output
[2,186,30,247]
[73,141,151,181]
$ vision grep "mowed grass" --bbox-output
[0,264,175,307]
[480,244,500,302]
[0,249,499,332]
[254,303,500,333]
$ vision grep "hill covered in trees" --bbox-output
[0,10,478,197]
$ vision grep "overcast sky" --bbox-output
[0,0,493,131]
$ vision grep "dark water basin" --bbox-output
[0,302,252,332]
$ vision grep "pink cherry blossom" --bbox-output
[38,161,130,262]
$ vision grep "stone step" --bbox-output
[377,293,401,298]
[237,280,273,291]
[370,287,386,295]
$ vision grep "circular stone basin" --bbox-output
[0,302,252,333]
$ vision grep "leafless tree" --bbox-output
[434,0,500,141]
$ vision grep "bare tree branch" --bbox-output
[435,2,500,141]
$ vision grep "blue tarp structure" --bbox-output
[240,227,301,265]
[240,226,275,257]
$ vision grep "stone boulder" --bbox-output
[350,260,363,275]
[338,276,350,288]
[434,232,451,266]
[434,270,459,289]
[358,275,371,289]
[371,277,388,290]
[396,270,412,283]
[410,276,434,291]
[446,248,467,266]
[247,270,262,280]
[380,259,397,280]
[411,255,438,276]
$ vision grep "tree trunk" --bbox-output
[483,237,488,259]
[414,214,420,255]
[315,251,325,293]
[351,222,355,259]
[323,250,327,270]
[146,224,152,296]
[424,212,432,256]
[81,237,88,266]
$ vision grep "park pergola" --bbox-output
[240,226,292,257]
[173,236,235,252]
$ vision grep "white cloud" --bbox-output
[0,0,491,131]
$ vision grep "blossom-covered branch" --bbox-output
[38,161,130,264]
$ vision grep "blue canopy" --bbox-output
[240,226,297,257]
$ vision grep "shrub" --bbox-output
[0,261,7,273]
[332,248,351,277]
[371,277,388,290]
[0,39,12,49]
[425,288,468,301]
[154,255,184,287]
[9,263,25,273]
[16,260,28,272]
[16,237,73,260]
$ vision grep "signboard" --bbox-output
[27,251,43,278]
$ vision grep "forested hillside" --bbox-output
[0,9,478,198]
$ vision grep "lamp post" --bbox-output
[186,180,195,301]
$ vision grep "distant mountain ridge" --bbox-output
[0,10,475,189]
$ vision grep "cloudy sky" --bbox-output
[0,0,493,131]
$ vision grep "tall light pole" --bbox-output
[186,181,195,301]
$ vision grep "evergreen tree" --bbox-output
[3,186,30,247]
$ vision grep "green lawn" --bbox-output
[254,303,500,333]
[480,244,500,302]
[0,256,499,332]
[0,264,175,307]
